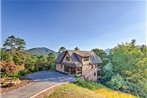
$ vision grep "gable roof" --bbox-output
[56,50,102,66]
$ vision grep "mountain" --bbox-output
[27,47,57,57]
[104,48,111,54]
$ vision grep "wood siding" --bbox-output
[56,64,64,73]
[82,64,97,81]
[56,51,99,82]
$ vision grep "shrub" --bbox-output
[123,82,147,98]
[106,74,126,90]
[49,64,55,70]
[106,74,147,98]
[100,63,114,84]
[75,79,103,90]
[0,61,25,77]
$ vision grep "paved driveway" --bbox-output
[1,71,75,98]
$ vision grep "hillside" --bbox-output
[48,83,136,98]
[27,47,57,57]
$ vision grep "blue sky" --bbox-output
[1,0,146,51]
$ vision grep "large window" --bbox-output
[66,57,70,61]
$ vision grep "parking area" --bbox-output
[25,71,75,82]
[2,71,75,98]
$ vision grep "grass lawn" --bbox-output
[47,82,136,98]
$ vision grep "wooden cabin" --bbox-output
[56,50,102,81]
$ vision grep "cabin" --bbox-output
[56,50,102,81]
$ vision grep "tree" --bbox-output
[16,38,26,51]
[111,41,147,83]
[3,35,26,62]
[47,53,56,70]
[58,47,66,55]
[3,35,16,51]
[101,40,147,98]
[92,48,107,60]
[3,35,25,51]
[75,47,80,50]
[1,49,11,61]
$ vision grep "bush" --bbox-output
[36,62,49,71]
[50,64,55,70]
[0,61,25,77]
[123,82,147,98]
[100,63,114,84]
[105,74,147,98]
[75,79,103,90]
[106,74,126,90]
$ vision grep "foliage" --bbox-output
[58,47,66,55]
[75,78,104,90]
[74,47,80,50]
[111,40,147,84]
[1,49,11,61]
[106,74,126,90]
[0,61,25,77]
[3,35,25,51]
[1,35,57,79]
[92,48,107,60]
[100,39,147,98]
[100,62,114,84]
[13,51,27,65]
[47,53,56,70]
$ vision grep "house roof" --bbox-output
[56,50,102,66]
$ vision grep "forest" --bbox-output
[1,35,147,98]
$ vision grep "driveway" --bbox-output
[1,71,75,98]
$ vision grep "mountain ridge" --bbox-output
[27,47,57,57]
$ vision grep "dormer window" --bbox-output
[83,57,89,61]
[66,57,70,61]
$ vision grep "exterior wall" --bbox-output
[56,52,74,73]
[62,52,74,63]
[82,57,90,65]
[56,64,64,73]
[82,64,97,81]
[56,51,99,82]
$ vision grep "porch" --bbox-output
[64,65,82,76]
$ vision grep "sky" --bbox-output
[1,0,146,51]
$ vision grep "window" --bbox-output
[66,57,70,61]
[83,57,89,61]
[94,72,96,76]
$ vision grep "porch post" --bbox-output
[75,67,77,75]
[69,67,71,74]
